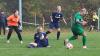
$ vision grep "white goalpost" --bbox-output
[19,0,23,30]
[18,0,49,28]
[98,8,100,31]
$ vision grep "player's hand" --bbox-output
[82,21,87,26]
[50,19,53,23]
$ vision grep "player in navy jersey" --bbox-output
[28,26,50,48]
[46,6,67,40]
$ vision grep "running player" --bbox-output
[64,8,87,48]
[46,5,67,40]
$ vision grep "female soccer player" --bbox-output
[28,26,50,48]
[46,5,67,40]
[64,8,87,48]
[6,9,23,44]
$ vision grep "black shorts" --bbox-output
[91,21,96,26]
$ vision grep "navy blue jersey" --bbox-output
[51,12,63,23]
[34,32,46,43]
[34,32,48,47]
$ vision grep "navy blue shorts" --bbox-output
[49,22,60,29]
[37,39,49,47]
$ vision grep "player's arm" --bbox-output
[76,19,87,25]
[50,15,53,22]
[7,16,12,21]
[18,17,21,25]
[62,17,67,25]
[95,15,99,20]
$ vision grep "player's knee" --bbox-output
[28,43,37,48]
[83,32,87,37]
[57,28,61,31]
[74,35,78,39]
[29,42,37,47]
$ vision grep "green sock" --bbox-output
[82,36,86,46]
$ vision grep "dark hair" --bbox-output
[12,9,18,13]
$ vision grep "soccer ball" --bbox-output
[66,43,73,49]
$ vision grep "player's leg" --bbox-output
[89,20,94,32]
[64,25,78,45]
[55,23,61,40]
[94,21,98,31]
[41,38,49,47]
[7,26,13,43]
[92,21,95,31]
[0,28,1,35]
[64,31,78,46]
[89,25,92,32]
[0,23,2,35]
[2,23,6,35]
[45,39,51,48]
[56,28,61,40]
[81,32,87,48]
[13,26,23,44]
[64,35,78,48]
[46,22,54,35]
[28,42,38,48]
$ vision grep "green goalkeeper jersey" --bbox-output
[71,12,84,35]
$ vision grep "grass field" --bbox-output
[0,29,100,56]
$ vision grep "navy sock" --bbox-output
[57,31,60,40]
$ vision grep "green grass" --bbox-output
[0,29,100,56]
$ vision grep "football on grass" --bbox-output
[66,43,73,49]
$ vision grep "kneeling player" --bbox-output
[28,26,50,48]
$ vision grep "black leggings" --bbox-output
[7,26,22,41]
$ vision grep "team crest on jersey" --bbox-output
[55,14,61,18]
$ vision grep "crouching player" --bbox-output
[28,26,50,48]
[64,9,87,49]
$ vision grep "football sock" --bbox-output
[82,36,86,46]
[57,31,60,40]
